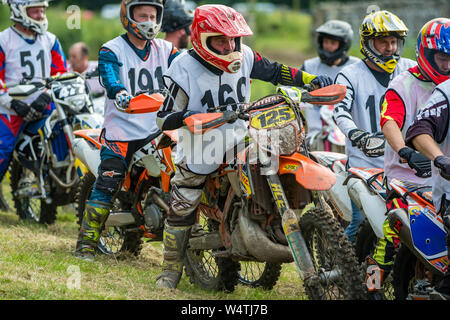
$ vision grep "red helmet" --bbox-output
[191,5,253,73]
[416,18,450,85]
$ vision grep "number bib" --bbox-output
[0,28,55,113]
[102,37,173,141]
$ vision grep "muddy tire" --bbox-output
[238,262,282,290]
[75,171,143,257]
[299,208,366,300]
[9,158,57,224]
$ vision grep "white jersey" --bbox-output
[102,37,173,141]
[334,58,416,168]
[384,69,434,185]
[302,56,359,140]
[0,27,58,114]
[163,45,254,174]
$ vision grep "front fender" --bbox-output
[279,152,336,190]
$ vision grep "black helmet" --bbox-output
[316,20,353,65]
[161,0,194,34]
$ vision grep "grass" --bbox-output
[0,179,308,300]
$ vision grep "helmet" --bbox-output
[5,0,48,35]
[161,0,193,35]
[360,10,408,73]
[416,18,450,85]
[190,5,253,73]
[120,0,165,41]
[316,20,353,65]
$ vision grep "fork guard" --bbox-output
[278,152,336,191]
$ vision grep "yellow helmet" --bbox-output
[360,10,408,73]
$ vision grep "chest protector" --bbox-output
[166,45,254,174]
[0,27,56,115]
[384,70,434,185]
[103,37,173,141]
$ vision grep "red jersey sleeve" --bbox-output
[380,89,406,130]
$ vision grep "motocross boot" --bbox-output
[75,200,111,261]
[364,256,391,298]
[156,222,192,289]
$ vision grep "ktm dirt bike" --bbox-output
[387,179,448,300]
[182,85,365,299]
[73,92,173,256]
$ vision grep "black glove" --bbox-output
[11,92,50,122]
[348,129,385,157]
[398,147,432,178]
[434,155,450,181]
[310,75,333,88]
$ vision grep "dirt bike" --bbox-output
[311,151,395,299]
[73,91,174,256]
[7,72,103,224]
[182,85,365,299]
[387,178,447,300]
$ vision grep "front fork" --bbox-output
[266,174,317,282]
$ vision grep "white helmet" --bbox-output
[4,0,49,34]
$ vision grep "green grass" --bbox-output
[0,179,307,300]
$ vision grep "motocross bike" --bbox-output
[182,85,365,299]
[310,151,394,299]
[73,92,174,256]
[7,71,103,224]
[387,178,447,300]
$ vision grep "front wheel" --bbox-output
[9,158,57,224]
[238,262,282,290]
[299,208,366,300]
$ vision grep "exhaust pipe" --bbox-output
[238,210,293,263]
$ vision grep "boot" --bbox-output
[156,222,192,289]
[75,200,111,261]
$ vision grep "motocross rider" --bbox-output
[301,19,358,151]
[0,0,67,185]
[162,0,193,51]
[405,26,450,299]
[333,10,415,243]
[365,18,450,294]
[75,0,180,261]
[155,4,333,289]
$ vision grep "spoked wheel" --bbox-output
[75,171,143,257]
[184,216,240,292]
[238,261,282,290]
[9,158,57,224]
[299,208,366,300]
[355,219,395,300]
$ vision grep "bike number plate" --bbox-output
[250,106,296,130]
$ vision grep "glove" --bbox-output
[434,155,450,181]
[398,147,432,178]
[348,129,385,157]
[183,110,202,120]
[310,75,333,88]
[0,91,12,109]
[11,92,50,122]
[114,90,132,112]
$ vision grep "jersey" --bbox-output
[0,27,67,114]
[102,36,174,141]
[382,67,435,184]
[406,79,450,211]
[302,56,359,140]
[333,58,416,168]
[162,45,254,174]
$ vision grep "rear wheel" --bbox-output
[299,208,366,300]
[238,262,282,290]
[75,171,143,257]
[9,158,57,224]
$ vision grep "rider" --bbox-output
[366,18,449,293]
[155,4,333,289]
[75,0,180,261]
[0,0,67,185]
[301,19,358,151]
[161,0,193,50]
[333,10,415,244]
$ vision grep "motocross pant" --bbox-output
[0,103,53,182]
[435,198,450,295]
[344,199,366,244]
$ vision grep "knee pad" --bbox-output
[95,157,127,197]
[166,208,196,227]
